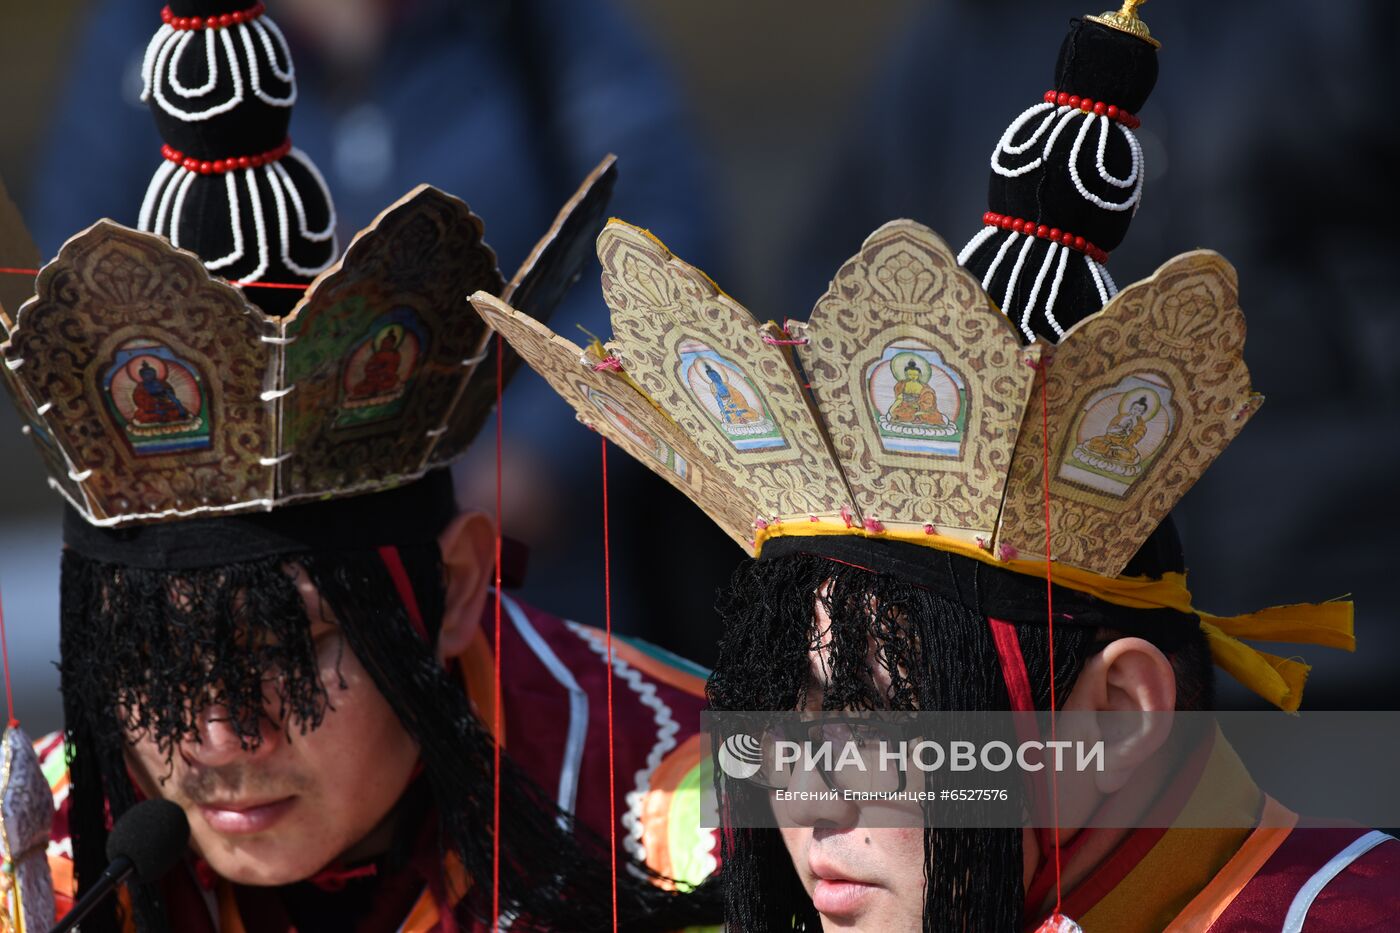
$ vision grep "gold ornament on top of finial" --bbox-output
[1086,0,1161,48]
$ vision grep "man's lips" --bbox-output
[195,796,297,835]
[809,857,881,917]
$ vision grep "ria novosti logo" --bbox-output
[717,732,764,780]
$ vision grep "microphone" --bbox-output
[50,799,190,933]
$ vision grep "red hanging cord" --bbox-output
[0,266,307,290]
[492,333,504,932]
[1039,361,1064,917]
[601,438,619,931]
[0,587,17,728]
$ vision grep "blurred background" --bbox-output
[2,0,1397,737]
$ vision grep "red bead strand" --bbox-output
[161,3,266,31]
[1043,90,1140,129]
[161,137,293,174]
[982,211,1109,264]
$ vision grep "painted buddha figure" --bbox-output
[703,362,761,425]
[350,328,404,401]
[887,359,948,427]
[1082,394,1150,466]
[131,360,191,424]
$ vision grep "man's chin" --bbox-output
[190,824,338,887]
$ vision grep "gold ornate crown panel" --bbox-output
[1,352,93,514]
[598,221,852,525]
[1,194,111,516]
[428,156,618,466]
[995,251,1260,575]
[794,220,1040,544]
[471,292,757,551]
[4,223,276,523]
[278,186,504,500]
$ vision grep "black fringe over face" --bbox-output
[60,550,329,763]
[707,550,1094,933]
[59,545,720,933]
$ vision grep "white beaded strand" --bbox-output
[138,159,179,230]
[956,224,998,266]
[991,102,1059,178]
[1001,235,1036,323]
[1085,254,1110,306]
[166,29,219,98]
[239,21,295,107]
[200,172,247,271]
[1040,106,1081,161]
[151,27,244,122]
[143,16,296,122]
[264,164,334,277]
[1043,246,1072,340]
[981,230,1020,291]
[252,17,295,84]
[274,150,336,242]
[241,167,271,282]
[167,169,199,247]
[1094,116,1139,189]
[1020,241,1061,342]
[1068,112,1143,212]
[139,23,176,100]
[151,165,184,238]
[1097,261,1118,298]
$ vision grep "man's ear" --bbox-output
[436,511,496,663]
[1063,637,1176,793]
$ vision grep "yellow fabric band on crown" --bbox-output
[753,520,1354,713]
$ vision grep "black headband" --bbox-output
[63,469,459,570]
[757,520,1195,639]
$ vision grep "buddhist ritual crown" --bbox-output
[0,0,618,527]
[469,0,1356,712]
[473,220,1255,579]
[456,1,1192,579]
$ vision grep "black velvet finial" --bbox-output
[959,15,1159,343]
[138,1,336,315]
[1055,19,1159,114]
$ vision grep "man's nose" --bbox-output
[182,703,279,767]
[778,757,860,829]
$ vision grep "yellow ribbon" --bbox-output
[753,520,1354,712]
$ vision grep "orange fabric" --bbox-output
[49,852,139,931]
[1079,827,1254,933]
[461,628,503,747]
[397,886,440,932]
[217,880,248,933]
[1057,730,1265,931]
[1163,797,1298,933]
[48,852,74,920]
[604,637,707,698]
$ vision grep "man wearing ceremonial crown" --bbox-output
[470,2,1400,930]
[0,3,721,931]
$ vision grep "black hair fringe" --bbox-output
[708,552,1095,932]
[58,546,721,932]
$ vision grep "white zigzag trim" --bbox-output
[565,621,680,868]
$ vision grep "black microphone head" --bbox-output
[105,799,191,883]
